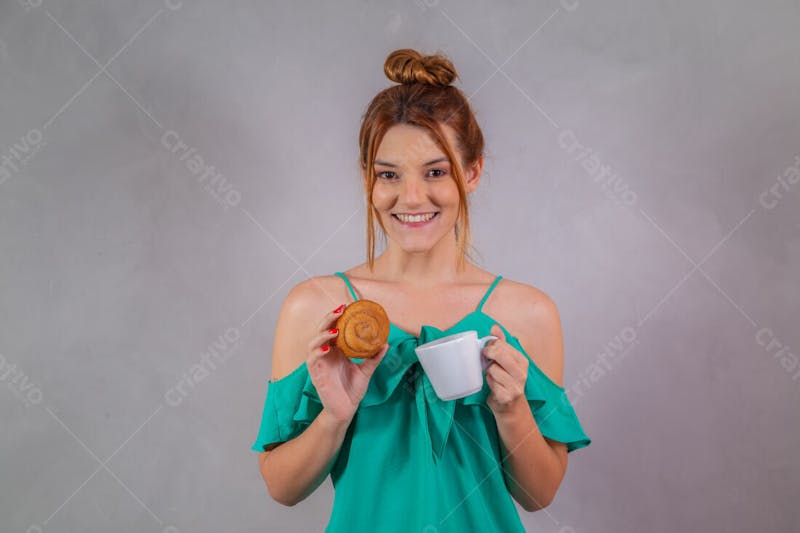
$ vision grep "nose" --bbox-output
[400,175,425,204]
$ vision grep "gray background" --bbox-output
[1,1,799,532]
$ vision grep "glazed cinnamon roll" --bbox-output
[335,299,390,358]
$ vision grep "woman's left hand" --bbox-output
[483,324,529,416]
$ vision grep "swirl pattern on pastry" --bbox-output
[335,299,390,358]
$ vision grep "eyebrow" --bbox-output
[374,157,448,168]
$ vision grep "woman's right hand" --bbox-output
[306,304,389,424]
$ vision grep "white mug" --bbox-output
[415,330,498,401]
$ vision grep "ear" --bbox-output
[464,155,484,193]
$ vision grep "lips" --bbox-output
[392,212,440,226]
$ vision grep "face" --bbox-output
[368,123,482,252]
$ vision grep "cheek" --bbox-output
[439,181,461,204]
[371,187,392,209]
[436,188,461,212]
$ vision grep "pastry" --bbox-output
[335,299,390,358]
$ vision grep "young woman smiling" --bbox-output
[252,48,591,532]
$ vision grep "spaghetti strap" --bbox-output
[335,271,500,309]
[334,271,359,302]
[476,275,503,312]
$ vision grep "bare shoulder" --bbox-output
[491,276,559,319]
[278,275,337,327]
[491,277,565,388]
[283,275,348,312]
[269,275,349,381]
[257,276,345,459]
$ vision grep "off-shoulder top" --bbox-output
[251,272,591,532]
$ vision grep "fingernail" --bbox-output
[328,328,338,334]
[321,345,330,352]
[334,304,345,314]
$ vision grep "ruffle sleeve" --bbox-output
[515,333,591,452]
[528,379,591,452]
[250,362,323,452]
[463,333,592,453]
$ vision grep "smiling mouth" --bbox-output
[391,212,440,225]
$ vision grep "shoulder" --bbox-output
[283,274,348,310]
[491,277,565,387]
[269,275,350,380]
[492,276,560,321]
[279,274,355,328]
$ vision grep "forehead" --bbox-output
[375,123,456,164]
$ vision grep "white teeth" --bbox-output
[395,212,436,223]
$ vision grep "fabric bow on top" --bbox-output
[291,317,591,460]
[355,323,489,463]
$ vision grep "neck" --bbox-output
[373,229,469,285]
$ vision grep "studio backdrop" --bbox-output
[1,1,798,532]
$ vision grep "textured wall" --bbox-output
[1,1,798,532]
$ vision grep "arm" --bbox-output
[258,408,352,506]
[495,399,567,511]
[256,279,350,506]
[494,290,569,511]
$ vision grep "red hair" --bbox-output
[358,48,486,272]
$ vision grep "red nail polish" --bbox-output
[321,345,330,352]
[334,304,345,314]
[328,328,338,334]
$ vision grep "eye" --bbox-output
[376,171,397,180]
[428,168,447,178]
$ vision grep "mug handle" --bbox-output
[477,335,498,372]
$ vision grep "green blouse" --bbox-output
[252,272,591,532]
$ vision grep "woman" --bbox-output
[252,48,591,532]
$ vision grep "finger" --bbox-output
[307,336,338,367]
[308,326,340,353]
[318,303,347,331]
[486,363,516,389]
[306,328,339,365]
[308,306,346,364]
[486,371,512,394]
[483,343,524,377]
[490,323,506,341]
[356,343,389,376]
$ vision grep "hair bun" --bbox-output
[384,48,458,87]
